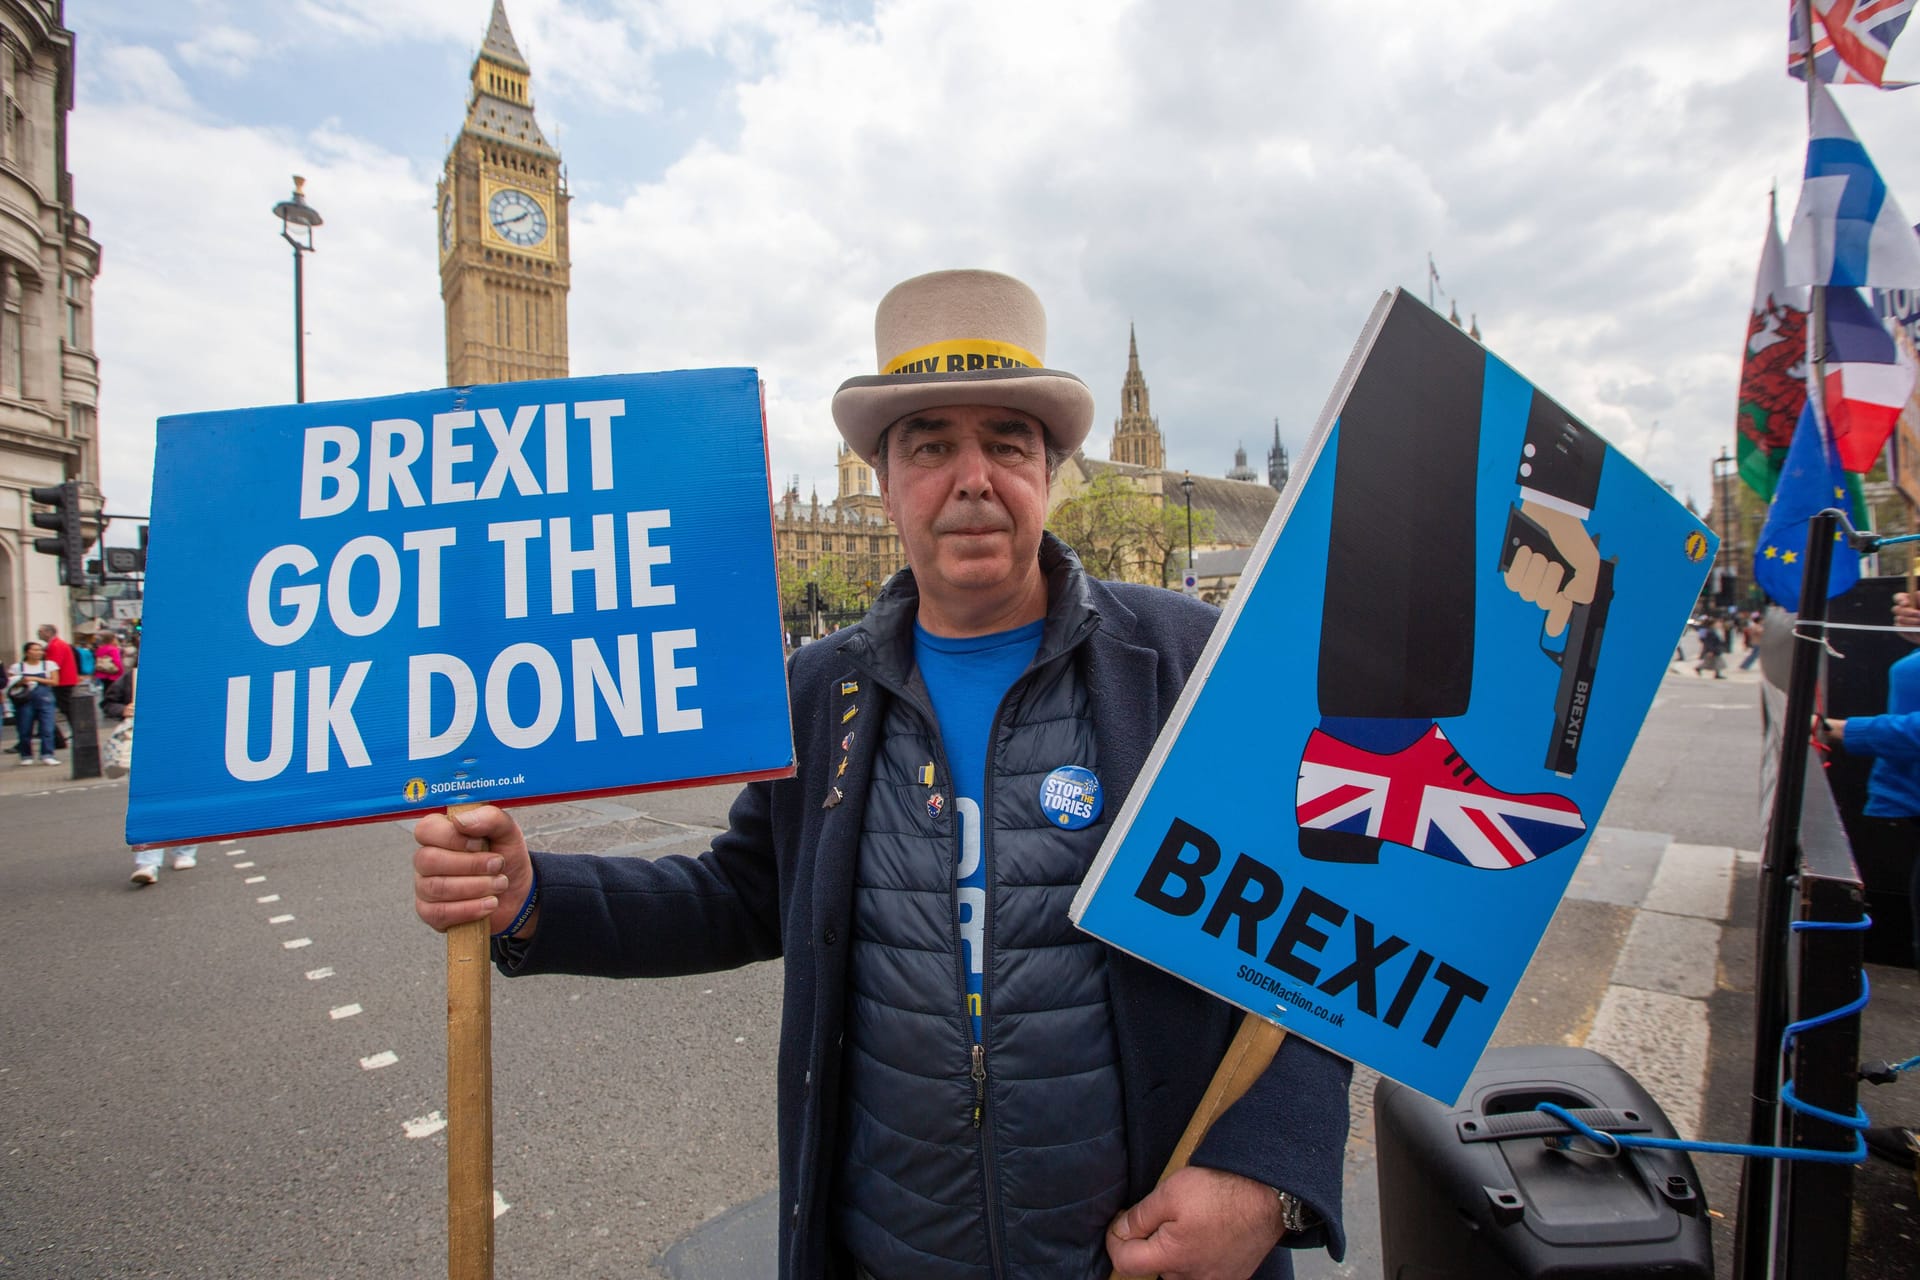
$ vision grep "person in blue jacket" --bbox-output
[1814,589,1920,1169]
[412,269,1352,1280]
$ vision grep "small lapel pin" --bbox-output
[822,786,843,810]
[841,705,858,724]
[917,762,935,787]
[841,680,860,696]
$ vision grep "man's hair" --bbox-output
[873,420,1066,482]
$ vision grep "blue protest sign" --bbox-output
[1070,292,1716,1104]
[129,368,793,846]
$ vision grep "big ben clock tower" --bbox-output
[438,0,570,385]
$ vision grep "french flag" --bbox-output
[1825,284,1917,471]
[1784,84,1920,289]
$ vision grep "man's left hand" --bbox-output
[1106,1166,1287,1280]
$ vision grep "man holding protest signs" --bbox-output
[412,269,1351,1280]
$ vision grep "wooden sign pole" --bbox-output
[446,804,494,1280]
[1110,1014,1288,1280]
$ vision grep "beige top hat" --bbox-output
[831,269,1095,466]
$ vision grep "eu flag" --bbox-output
[1753,403,1861,611]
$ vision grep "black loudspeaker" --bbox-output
[1375,1046,1713,1280]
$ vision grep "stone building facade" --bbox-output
[772,325,1289,614]
[771,444,904,626]
[0,0,100,656]
[438,0,570,386]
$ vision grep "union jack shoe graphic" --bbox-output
[1295,725,1585,869]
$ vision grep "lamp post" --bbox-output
[271,175,324,403]
[1712,447,1737,607]
[1181,470,1195,592]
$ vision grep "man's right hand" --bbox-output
[413,805,538,938]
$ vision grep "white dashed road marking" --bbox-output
[305,967,334,981]
[404,1111,447,1139]
[256,894,280,903]
[493,1190,511,1219]
[233,861,256,869]
[360,1051,398,1071]
[283,938,312,950]
[245,876,266,884]
[269,914,295,924]
[329,1004,362,1020]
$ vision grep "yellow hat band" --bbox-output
[882,338,1043,377]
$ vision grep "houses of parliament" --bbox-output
[439,3,1291,615]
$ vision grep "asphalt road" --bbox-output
[0,782,782,1279]
[0,648,1853,1280]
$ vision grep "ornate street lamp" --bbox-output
[271,176,324,403]
[1181,470,1195,590]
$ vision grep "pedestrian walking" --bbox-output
[36,624,77,747]
[1694,622,1727,678]
[1740,612,1763,671]
[101,659,195,885]
[93,631,124,693]
[6,640,60,764]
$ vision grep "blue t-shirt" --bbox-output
[913,618,1044,1044]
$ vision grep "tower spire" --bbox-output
[1110,324,1164,470]
[483,0,529,71]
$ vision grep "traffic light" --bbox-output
[28,481,85,585]
[104,546,144,575]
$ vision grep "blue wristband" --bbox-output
[492,864,539,939]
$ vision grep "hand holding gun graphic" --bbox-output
[1499,400,1614,778]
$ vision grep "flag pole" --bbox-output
[1732,9,1825,1277]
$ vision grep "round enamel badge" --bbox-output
[1039,765,1103,830]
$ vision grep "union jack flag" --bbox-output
[1296,727,1586,870]
[1789,0,1915,88]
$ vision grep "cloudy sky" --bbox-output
[71,0,1920,527]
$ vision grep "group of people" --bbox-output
[1686,609,1763,678]
[2,623,127,764]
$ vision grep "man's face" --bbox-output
[36,626,53,642]
[879,405,1052,634]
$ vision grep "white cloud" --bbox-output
[70,0,1920,523]
[175,24,263,77]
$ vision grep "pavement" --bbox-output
[1300,651,1920,1280]
[5,646,1915,1277]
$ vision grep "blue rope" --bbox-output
[1534,914,1874,1165]
[1892,1055,1920,1075]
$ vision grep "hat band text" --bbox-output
[882,338,1042,377]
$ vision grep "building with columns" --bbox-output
[0,0,100,656]
[438,0,571,386]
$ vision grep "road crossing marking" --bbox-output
[305,967,335,980]
[359,1051,398,1070]
[257,894,280,903]
[245,876,266,884]
[269,914,295,924]
[329,1004,362,1020]
[233,861,256,869]
[282,937,312,950]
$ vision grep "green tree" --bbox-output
[1047,473,1214,586]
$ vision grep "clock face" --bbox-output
[487,187,549,248]
[439,193,455,254]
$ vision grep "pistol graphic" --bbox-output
[1499,505,1615,778]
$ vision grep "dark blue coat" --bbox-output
[506,539,1352,1278]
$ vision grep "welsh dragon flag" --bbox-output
[1738,200,1811,500]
